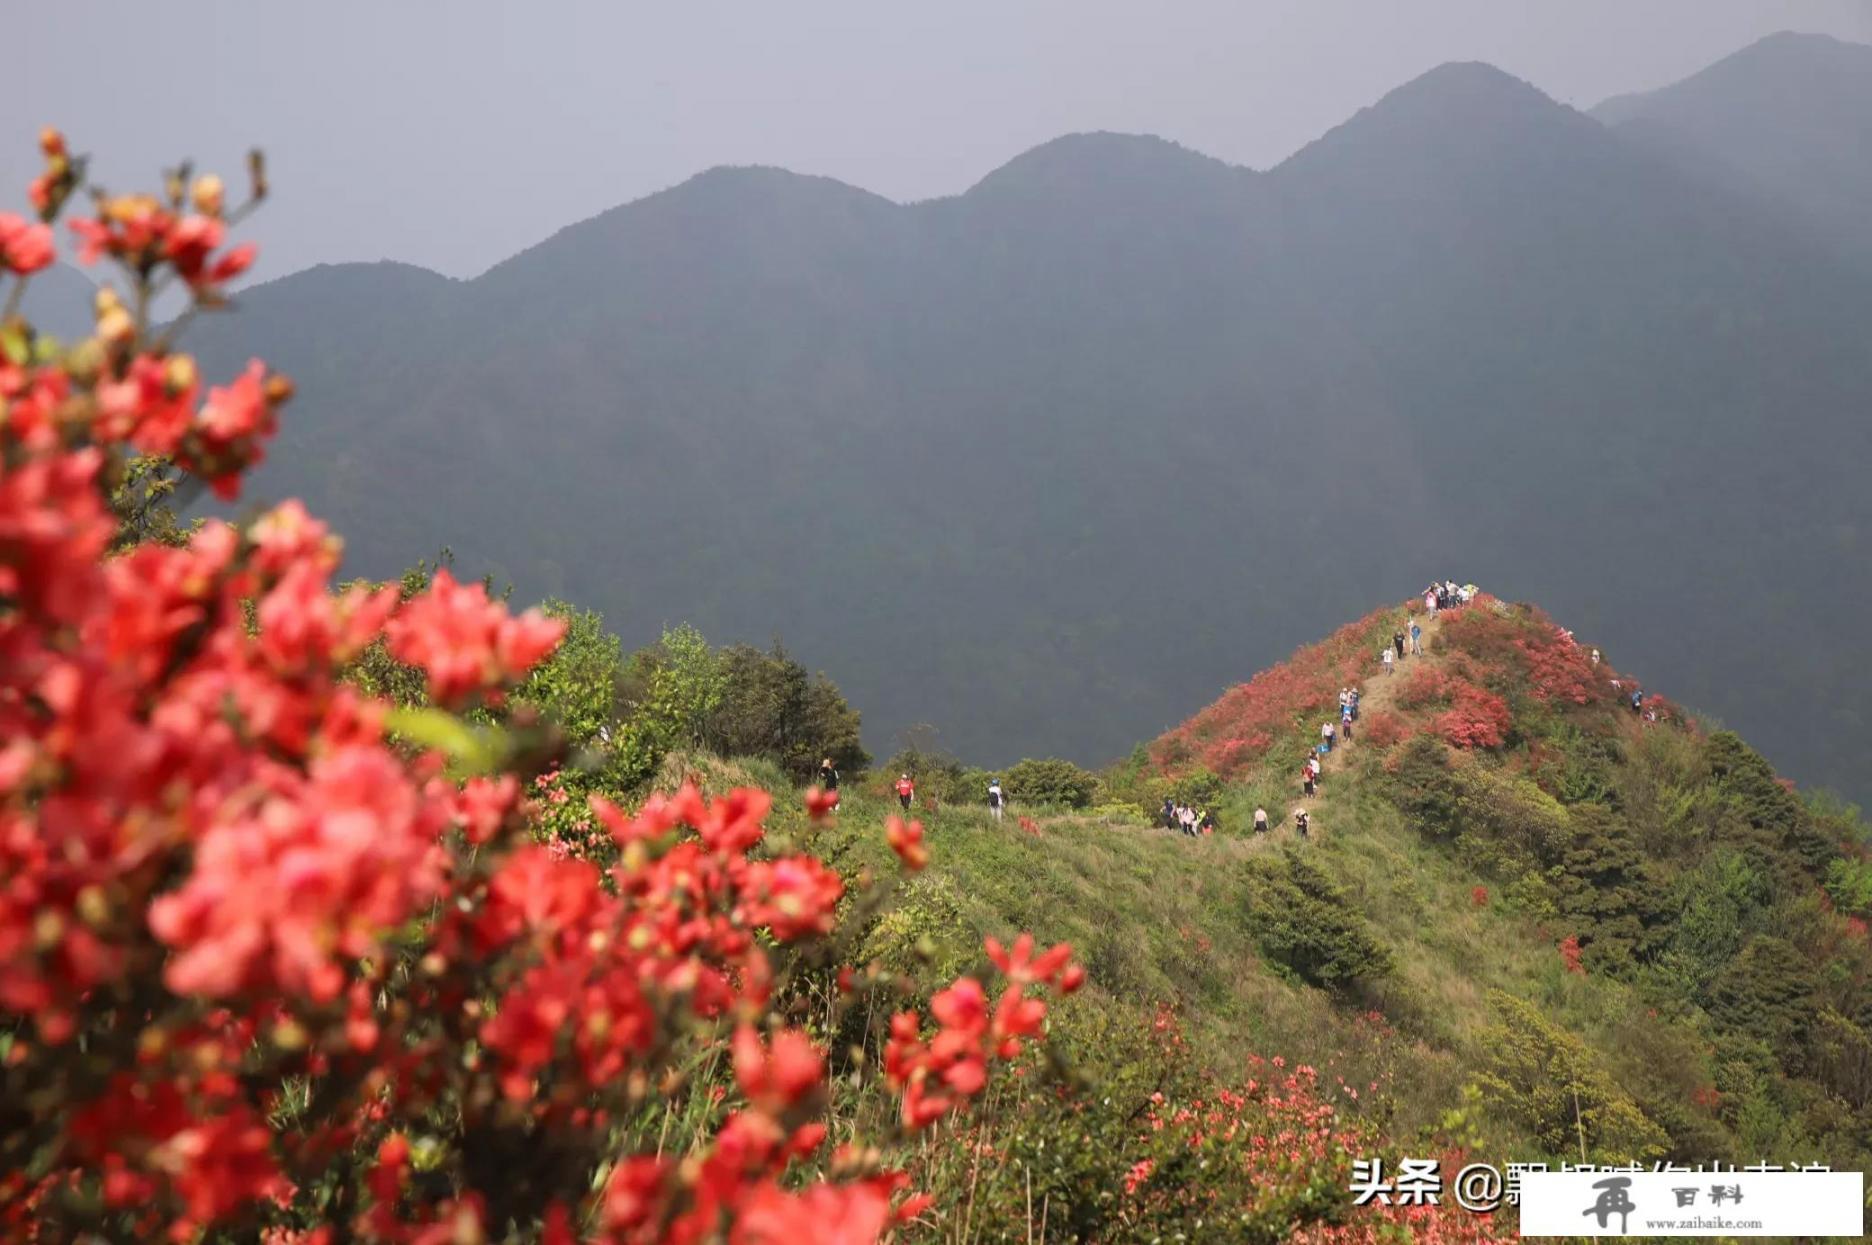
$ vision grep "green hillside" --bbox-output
[704,594,1872,1236]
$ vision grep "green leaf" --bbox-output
[0,324,28,367]
[386,706,503,776]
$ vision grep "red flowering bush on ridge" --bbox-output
[1114,1014,1511,1245]
[1150,607,1408,780]
[1355,711,1410,750]
[1433,683,1512,750]
[0,133,1083,1243]
[1395,665,1458,711]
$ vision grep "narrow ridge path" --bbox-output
[1294,608,1445,837]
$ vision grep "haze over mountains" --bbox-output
[173,31,1872,800]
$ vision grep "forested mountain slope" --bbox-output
[172,34,1872,802]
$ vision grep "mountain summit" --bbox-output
[173,37,1872,802]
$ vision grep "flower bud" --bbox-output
[97,306,134,347]
[192,174,225,218]
[75,885,109,927]
[263,372,295,407]
[39,127,65,158]
[163,354,198,396]
[33,909,64,949]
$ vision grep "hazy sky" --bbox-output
[10,1,1870,280]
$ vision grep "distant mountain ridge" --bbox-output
[151,31,1872,801]
[1592,31,1872,265]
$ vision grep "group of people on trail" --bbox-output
[1300,751,1322,796]
[1160,798,1216,837]
[886,772,1011,820]
[1423,579,1476,614]
[1381,619,1422,674]
[1251,804,1306,837]
[1320,686,1360,756]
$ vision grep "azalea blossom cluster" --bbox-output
[883,935,1082,1129]
[0,133,1080,1243]
[1122,1029,1511,1244]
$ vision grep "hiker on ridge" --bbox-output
[1302,761,1316,796]
[1410,620,1423,655]
[1321,720,1335,752]
[1253,806,1270,834]
[1294,808,1310,839]
[1381,645,1395,675]
[896,773,915,811]
[1393,630,1406,660]
[988,776,1005,822]
[1160,797,1177,832]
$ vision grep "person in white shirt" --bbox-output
[1321,721,1336,752]
[1381,646,1395,674]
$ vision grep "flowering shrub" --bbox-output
[1433,683,1512,750]
[1559,935,1586,974]
[1396,665,1458,711]
[0,134,1084,1243]
[1356,711,1410,750]
[1150,606,1408,780]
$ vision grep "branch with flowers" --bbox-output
[0,130,1083,1244]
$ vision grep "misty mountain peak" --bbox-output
[1278,59,1590,180]
[1594,28,1872,123]
[965,132,1243,200]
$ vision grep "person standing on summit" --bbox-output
[896,773,915,812]
[987,776,1005,822]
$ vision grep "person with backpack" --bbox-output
[1160,797,1177,832]
[1198,808,1215,835]
[1348,687,1361,720]
[1302,761,1316,796]
[1294,808,1310,839]
[1321,720,1335,752]
[1340,706,1354,741]
[1630,689,1644,715]
[1410,620,1422,655]
[987,777,1005,822]
[1253,807,1270,834]
[817,757,840,811]
[1393,630,1406,660]
[896,773,915,811]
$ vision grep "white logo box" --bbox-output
[1519,1169,1863,1238]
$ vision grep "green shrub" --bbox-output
[1476,991,1668,1162]
[1002,757,1099,809]
[1824,858,1872,918]
[1239,848,1392,991]
[1704,936,1821,1057]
